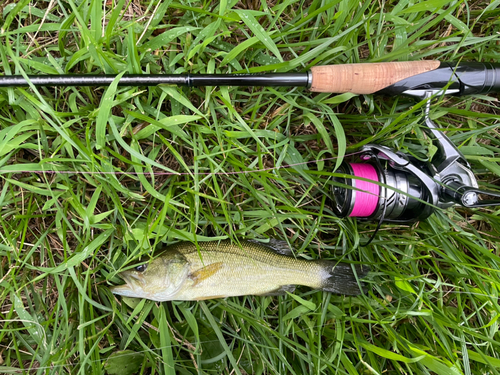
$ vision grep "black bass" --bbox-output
[111,239,367,301]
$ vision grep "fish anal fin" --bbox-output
[248,238,294,256]
[258,284,296,296]
[194,295,225,300]
[190,262,223,286]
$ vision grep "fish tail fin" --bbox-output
[318,261,369,295]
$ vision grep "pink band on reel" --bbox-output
[349,163,380,217]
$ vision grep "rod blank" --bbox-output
[0,73,310,88]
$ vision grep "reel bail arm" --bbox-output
[419,92,500,209]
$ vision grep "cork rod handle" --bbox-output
[310,61,441,94]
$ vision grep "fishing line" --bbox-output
[359,152,388,247]
[0,152,364,176]
[347,163,380,217]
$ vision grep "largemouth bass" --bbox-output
[111,239,367,301]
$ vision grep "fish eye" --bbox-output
[135,264,147,273]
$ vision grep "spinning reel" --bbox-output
[331,92,500,224]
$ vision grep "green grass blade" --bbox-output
[234,10,283,62]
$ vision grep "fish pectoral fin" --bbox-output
[189,262,223,286]
[258,284,296,296]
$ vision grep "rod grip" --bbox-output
[309,61,441,94]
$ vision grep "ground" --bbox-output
[1,0,500,374]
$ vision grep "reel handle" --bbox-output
[443,181,500,208]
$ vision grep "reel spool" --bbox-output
[331,93,500,224]
[332,160,431,224]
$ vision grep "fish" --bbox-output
[111,239,368,301]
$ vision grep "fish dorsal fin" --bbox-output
[189,262,223,286]
[248,239,294,256]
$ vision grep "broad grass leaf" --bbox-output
[460,146,494,156]
[125,110,199,141]
[321,93,357,105]
[395,277,417,294]
[108,117,178,173]
[0,131,35,156]
[324,108,346,171]
[0,120,37,157]
[443,13,469,33]
[360,341,425,363]
[219,0,228,15]
[139,26,198,53]
[304,112,334,156]
[124,301,154,348]
[178,305,201,353]
[467,350,500,367]
[3,4,60,22]
[33,229,114,275]
[409,346,462,375]
[283,143,315,184]
[13,295,47,351]
[187,19,221,60]
[96,72,125,150]
[90,0,103,42]
[254,217,286,234]
[283,305,311,321]
[221,37,259,66]
[18,59,59,74]
[199,302,243,375]
[4,178,64,196]
[479,160,500,176]
[400,0,458,13]
[340,352,360,375]
[1,0,31,32]
[0,367,24,374]
[159,86,204,116]
[234,10,282,62]
[105,0,126,46]
[105,350,145,375]
[286,292,317,310]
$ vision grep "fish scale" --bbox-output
[168,240,323,300]
[175,243,324,300]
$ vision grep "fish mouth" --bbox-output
[111,271,144,297]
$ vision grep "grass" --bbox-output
[1,0,500,374]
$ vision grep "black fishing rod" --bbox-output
[2,61,500,97]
